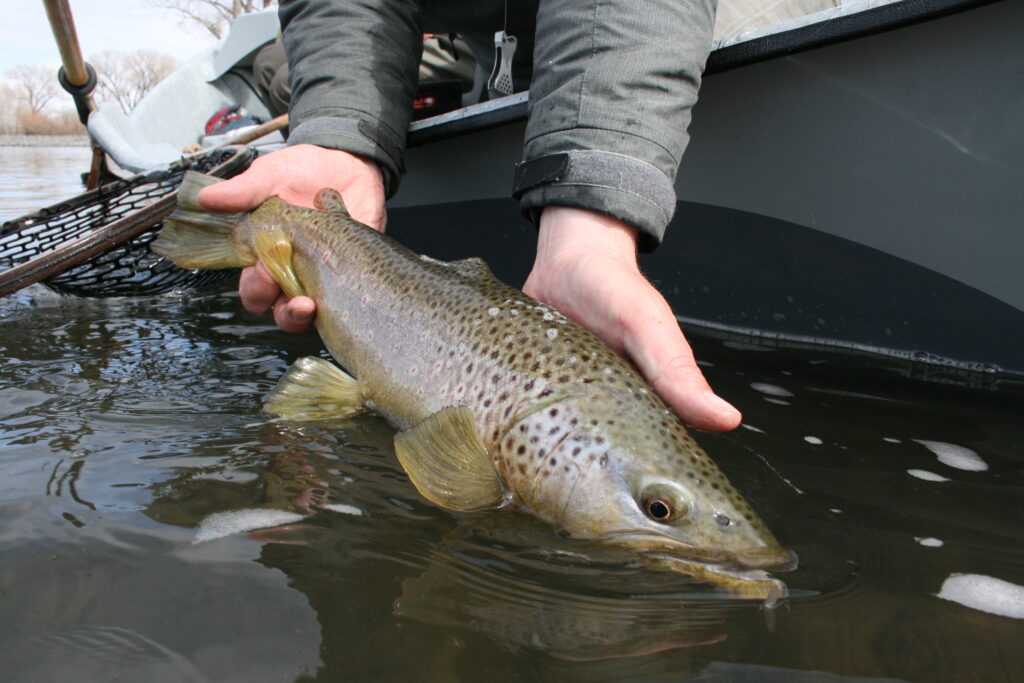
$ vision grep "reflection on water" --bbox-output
[0,145,93,222]
[1,279,1022,681]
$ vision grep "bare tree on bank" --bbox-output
[5,64,59,114]
[147,0,277,40]
[91,50,179,114]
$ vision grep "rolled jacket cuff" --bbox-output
[287,115,405,197]
[512,150,676,251]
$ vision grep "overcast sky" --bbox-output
[2,0,218,74]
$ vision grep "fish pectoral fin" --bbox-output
[313,188,351,217]
[394,406,505,512]
[263,357,364,421]
[253,228,306,299]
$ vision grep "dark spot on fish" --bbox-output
[549,408,559,417]
[598,453,609,467]
[483,399,492,407]
[572,447,581,456]
[558,375,569,383]
[517,445,526,455]
[524,381,535,392]
[538,388,554,398]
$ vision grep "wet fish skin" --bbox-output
[153,171,792,597]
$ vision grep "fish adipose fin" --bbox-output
[151,171,254,269]
[264,356,364,420]
[313,188,351,217]
[394,406,505,512]
[253,228,306,299]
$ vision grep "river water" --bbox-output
[1,146,1022,681]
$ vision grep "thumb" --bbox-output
[197,173,273,213]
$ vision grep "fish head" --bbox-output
[508,394,793,576]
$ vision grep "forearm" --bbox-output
[515,0,717,251]
[280,0,423,196]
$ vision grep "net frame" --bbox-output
[0,147,253,297]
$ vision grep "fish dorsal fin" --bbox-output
[449,257,491,280]
[264,356,364,420]
[313,188,351,217]
[253,228,306,299]
[394,406,505,511]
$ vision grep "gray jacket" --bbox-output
[281,0,716,250]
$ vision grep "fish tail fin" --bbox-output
[151,171,255,269]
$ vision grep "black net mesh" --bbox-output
[0,148,252,297]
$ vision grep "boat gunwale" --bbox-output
[406,0,1001,148]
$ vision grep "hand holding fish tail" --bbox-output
[523,207,742,433]
[197,145,386,332]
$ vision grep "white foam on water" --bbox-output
[804,436,823,445]
[740,423,765,433]
[764,398,790,406]
[936,573,1024,619]
[913,440,988,471]
[750,382,794,397]
[194,509,308,543]
[907,469,950,482]
[323,503,363,516]
[883,437,901,443]
[915,537,944,547]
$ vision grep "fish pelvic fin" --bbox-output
[394,406,506,512]
[151,171,255,269]
[253,228,306,299]
[264,356,365,421]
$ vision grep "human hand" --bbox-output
[197,144,386,332]
[523,207,742,432]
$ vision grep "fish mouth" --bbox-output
[602,532,796,571]
[642,552,789,607]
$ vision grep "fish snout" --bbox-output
[733,546,798,571]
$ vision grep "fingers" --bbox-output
[620,290,742,432]
[272,294,316,333]
[238,263,281,314]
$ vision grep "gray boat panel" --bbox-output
[680,0,1023,312]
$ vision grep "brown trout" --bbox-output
[153,171,794,602]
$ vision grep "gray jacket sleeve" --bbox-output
[513,0,717,251]
[279,0,423,197]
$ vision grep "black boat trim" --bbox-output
[407,0,999,148]
[677,315,1024,391]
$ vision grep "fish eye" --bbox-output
[645,498,673,521]
[640,484,689,524]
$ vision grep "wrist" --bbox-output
[536,207,639,267]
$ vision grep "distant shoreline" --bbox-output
[0,135,90,148]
